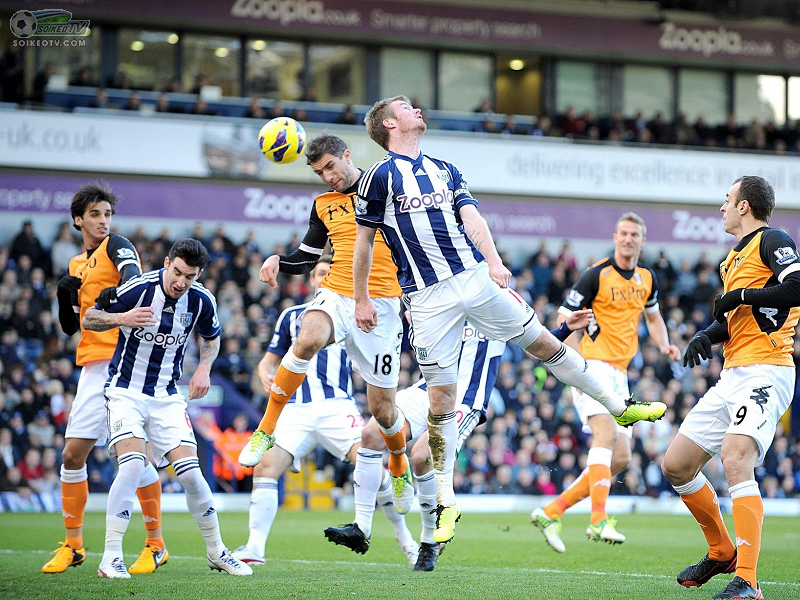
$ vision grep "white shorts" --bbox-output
[678,364,794,466]
[572,360,632,439]
[273,400,363,472]
[66,360,111,443]
[404,262,542,369]
[105,387,196,465]
[396,385,483,452]
[304,287,402,388]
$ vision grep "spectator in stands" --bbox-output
[156,92,181,114]
[31,63,54,104]
[531,115,552,137]
[123,92,142,111]
[0,465,28,492]
[27,411,55,447]
[69,66,93,87]
[164,76,182,93]
[89,87,110,109]
[478,116,498,134]
[0,427,20,472]
[112,71,133,90]
[648,112,670,144]
[292,105,309,122]
[694,115,714,144]
[268,100,285,119]
[474,98,493,114]
[244,97,266,120]
[337,104,357,125]
[191,98,216,116]
[500,115,523,135]
[50,222,81,277]
[0,43,24,104]
[558,105,585,137]
[17,447,43,483]
[215,338,252,396]
[300,86,317,103]
[86,446,115,492]
[10,221,47,270]
[191,74,210,94]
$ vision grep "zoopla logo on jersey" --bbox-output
[397,190,454,213]
[133,329,188,348]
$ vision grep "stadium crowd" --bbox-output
[0,51,797,155]
[1,219,799,511]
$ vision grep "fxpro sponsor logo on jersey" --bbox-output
[397,190,454,213]
[133,329,189,348]
[659,22,774,58]
[230,0,361,27]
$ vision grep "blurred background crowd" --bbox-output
[1,219,798,511]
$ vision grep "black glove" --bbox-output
[56,275,82,299]
[683,331,713,368]
[713,288,745,323]
[95,286,118,309]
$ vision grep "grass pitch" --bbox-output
[1,510,798,599]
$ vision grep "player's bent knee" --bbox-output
[510,318,545,352]
[360,420,385,450]
[410,444,431,475]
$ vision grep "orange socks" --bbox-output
[586,447,613,525]
[381,426,409,477]
[730,481,763,585]
[62,479,88,549]
[675,473,735,561]
[545,468,590,519]
[257,357,309,434]
[137,480,164,550]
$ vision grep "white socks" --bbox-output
[103,452,146,562]
[173,456,224,557]
[428,410,457,507]
[377,472,414,546]
[247,477,279,556]
[543,344,626,415]
[60,464,88,484]
[415,471,438,544]
[282,351,310,374]
[587,447,613,468]
[353,448,383,538]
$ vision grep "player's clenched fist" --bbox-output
[120,307,157,328]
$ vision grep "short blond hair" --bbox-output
[364,95,409,150]
[615,212,647,237]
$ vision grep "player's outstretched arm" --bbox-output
[190,336,220,399]
[353,223,378,332]
[644,309,680,361]
[458,204,510,288]
[82,306,157,331]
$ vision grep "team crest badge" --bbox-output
[417,346,428,361]
[112,420,122,433]
[634,272,642,285]
[178,312,193,327]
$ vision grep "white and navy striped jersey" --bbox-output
[268,303,353,404]
[102,270,221,397]
[355,152,483,293]
[414,322,505,421]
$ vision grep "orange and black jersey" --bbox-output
[559,256,658,372]
[720,226,800,368]
[278,175,401,298]
[64,234,140,366]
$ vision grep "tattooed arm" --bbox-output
[82,306,157,331]
[458,204,511,288]
[189,336,220,400]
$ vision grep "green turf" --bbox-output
[0,510,798,599]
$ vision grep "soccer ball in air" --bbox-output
[11,11,38,38]
[258,117,306,164]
